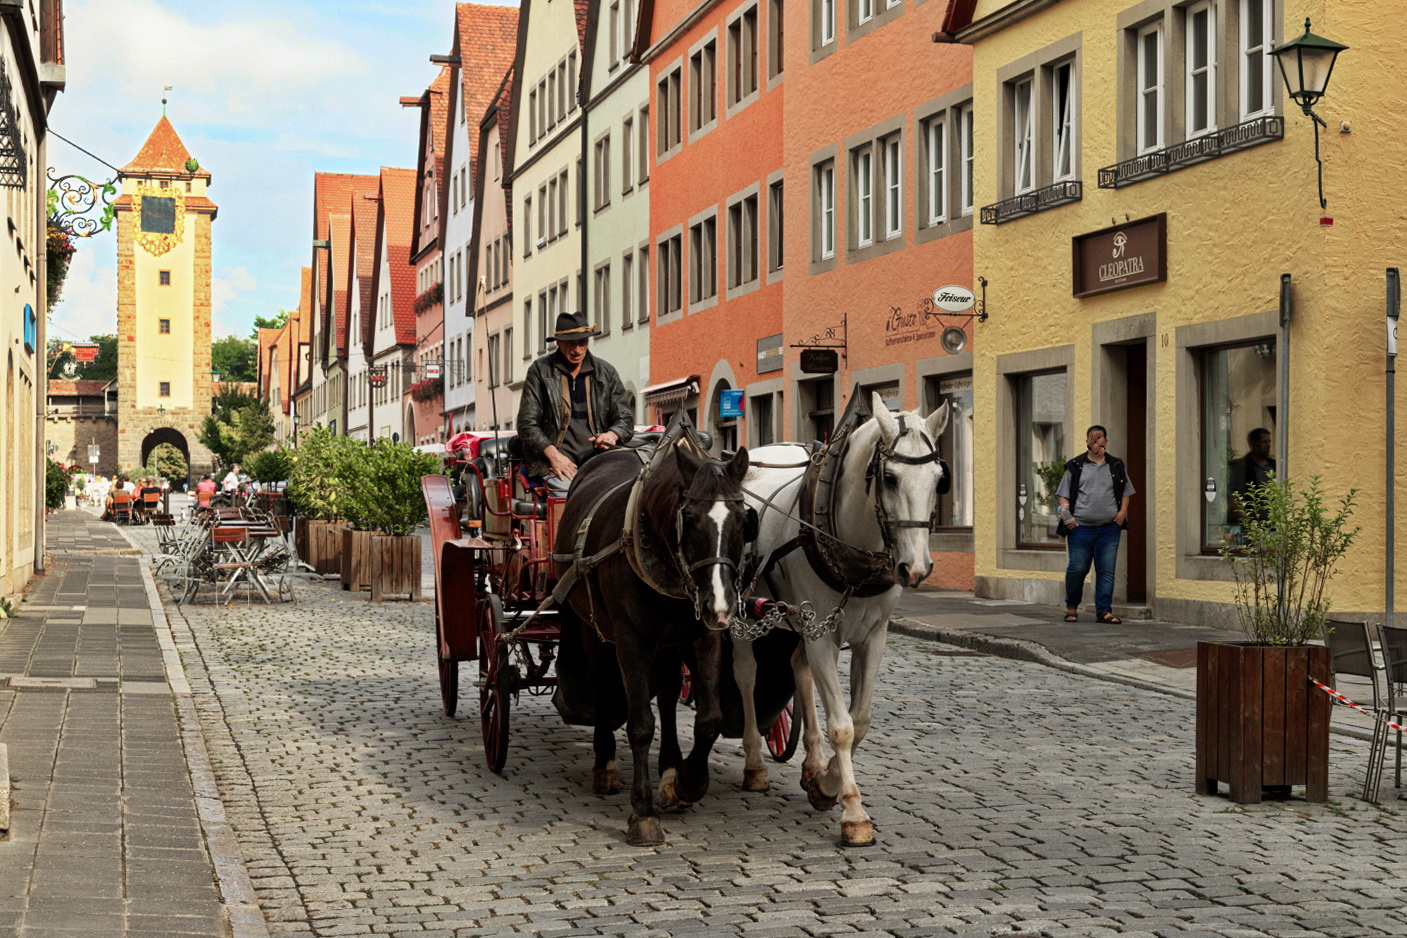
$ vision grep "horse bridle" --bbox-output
[673,490,748,623]
[864,415,945,554]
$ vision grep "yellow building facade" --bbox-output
[953,0,1405,626]
[114,117,217,478]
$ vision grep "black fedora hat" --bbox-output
[547,311,601,342]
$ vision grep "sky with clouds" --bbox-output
[48,0,518,346]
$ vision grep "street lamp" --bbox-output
[1271,18,1349,212]
[156,404,166,417]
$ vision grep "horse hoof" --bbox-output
[805,779,838,812]
[657,767,680,807]
[627,815,664,846]
[743,768,770,792]
[799,765,819,789]
[593,767,621,795]
[839,820,875,847]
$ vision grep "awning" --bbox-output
[642,375,699,409]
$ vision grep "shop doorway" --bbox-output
[1123,344,1148,602]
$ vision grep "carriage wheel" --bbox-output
[478,594,512,773]
[678,663,694,706]
[439,656,459,717]
[767,701,801,762]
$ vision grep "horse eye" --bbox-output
[883,473,898,487]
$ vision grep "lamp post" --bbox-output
[1270,18,1349,212]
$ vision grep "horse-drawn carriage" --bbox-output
[423,391,949,846]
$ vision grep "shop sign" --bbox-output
[1072,213,1167,298]
[369,366,388,389]
[756,334,783,373]
[931,285,976,313]
[74,343,100,363]
[939,374,973,395]
[424,362,442,379]
[719,389,744,418]
[22,303,35,354]
[799,348,838,374]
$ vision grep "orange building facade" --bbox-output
[641,0,784,451]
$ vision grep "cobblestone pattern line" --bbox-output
[129,524,1407,938]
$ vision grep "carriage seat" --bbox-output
[472,436,515,480]
[511,498,548,520]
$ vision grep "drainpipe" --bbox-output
[35,130,47,574]
[1278,274,1292,479]
[1387,268,1399,629]
[579,87,590,326]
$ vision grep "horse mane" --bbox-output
[637,446,738,554]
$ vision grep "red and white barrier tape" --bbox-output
[1310,678,1407,734]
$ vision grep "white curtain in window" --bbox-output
[1013,79,1034,194]
[1053,64,1074,181]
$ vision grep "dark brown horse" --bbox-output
[553,440,753,845]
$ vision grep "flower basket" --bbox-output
[46,222,76,308]
[414,281,444,314]
[410,377,444,403]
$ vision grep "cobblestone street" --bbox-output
[108,527,1407,938]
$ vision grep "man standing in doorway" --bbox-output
[1057,425,1134,624]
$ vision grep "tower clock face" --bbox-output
[141,196,176,234]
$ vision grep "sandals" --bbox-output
[1063,609,1079,622]
[1097,612,1123,624]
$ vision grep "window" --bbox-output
[1240,0,1273,119]
[657,67,682,156]
[690,41,717,133]
[1186,1,1217,137]
[815,159,836,260]
[487,334,500,388]
[548,70,557,127]
[1137,23,1164,154]
[503,327,513,383]
[1012,77,1034,194]
[594,135,611,210]
[524,195,533,254]
[539,289,550,354]
[1201,342,1277,549]
[926,373,974,528]
[159,270,171,286]
[659,234,682,316]
[882,135,902,239]
[923,116,946,225]
[752,393,774,447]
[638,245,651,323]
[959,104,974,216]
[621,253,634,329]
[610,1,621,65]
[728,194,759,289]
[852,145,873,247]
[639,105,651,182]
[1052,62,1075,181]
[159,381,171,397]
[622,117,634,194]
[594,266,611,336]
[820,0,836,46]
[1014,369,1067,547]
[523,298,533,360]
[559,169,570,235]
[689,216,717,305]
[568,52,577,111]
[768,179,784,271]
[728,7,759,108]
[803,378,834,442]
[768,0,784,80]
[159,319,171,334]
[858,0,873,25]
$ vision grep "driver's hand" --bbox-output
[549,451,578,481]
[591,430,620,450]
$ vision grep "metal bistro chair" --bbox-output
[1323,619,1390,801]
[1375,623,1407,799]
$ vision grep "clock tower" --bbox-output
[115,116,218,479]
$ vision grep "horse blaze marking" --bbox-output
[707,501,730,615]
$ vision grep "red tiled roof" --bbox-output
[574,0,590,51]
[454,3,521,187]
[414,67,454,256]
[313,173,379,339]
[377,167,419,346]
[329,212,352,358]
[494,67,514,229]
[273,323,293,413]
[47,379,109,396]
[122,116,211,177]
[351,192,378,356]
[297,266,312,346]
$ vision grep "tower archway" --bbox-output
[140,427,191,485]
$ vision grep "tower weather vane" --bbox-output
[162,86,172,115]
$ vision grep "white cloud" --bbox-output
[213,266,258,338]
[48,246,117,341]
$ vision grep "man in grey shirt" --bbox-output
[1056,425,1134,624]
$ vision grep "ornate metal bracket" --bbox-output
[790,313,848,358]
[46,169,117,237]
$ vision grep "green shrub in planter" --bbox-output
[285,426,361,521]
[344,439,444,536]
[45,458,70,511]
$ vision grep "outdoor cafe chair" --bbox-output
[209,526,271,604]
[1323,619,1389,802]
[111,491,134,525]
[1375,623,1407,798]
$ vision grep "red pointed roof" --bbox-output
[313,173,379,337]
[351,192,379,358]
[376,167,419,346]
[123,116,211,177]
[574,0,590,50]
[454,4,521,184]
[329,212,352,358]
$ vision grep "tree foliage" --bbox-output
[143,443,188,484]
[198,388,274,469]
[250,309,292,341]
[45,458,71,511]
[246,448,292,484]
[212,335,258,383]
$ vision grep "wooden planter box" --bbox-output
[304,520,348,576]
[1195,642,1332,804]
[341,528,376,591]
[370,534,421,602]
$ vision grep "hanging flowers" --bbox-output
[409,377,444,402]
[46,220,76,308]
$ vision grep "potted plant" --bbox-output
[337,449,379,593]
[1196,475,1359,804]
[356,440,442,601]
[285,427,356,575]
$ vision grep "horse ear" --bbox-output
[926,400,951,439]
[725,446,749,483]
[872,395,899,443]
[673,442,705,480]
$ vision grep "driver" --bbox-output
[516,311,634,483]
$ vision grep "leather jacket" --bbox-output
[516,350,634,477]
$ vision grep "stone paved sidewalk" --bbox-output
[0,510,266,938]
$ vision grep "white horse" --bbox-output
[734,393,948,846]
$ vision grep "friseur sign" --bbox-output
[1072,213,1167,298]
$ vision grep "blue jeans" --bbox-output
[1064,522,1122,614]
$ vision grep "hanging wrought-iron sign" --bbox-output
[47,170,118,237]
